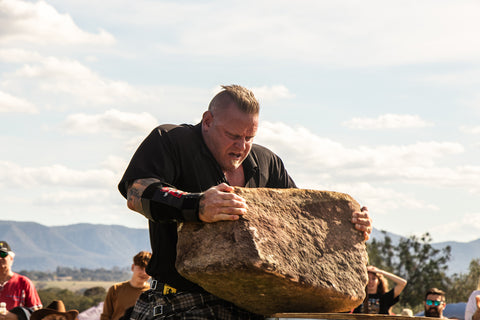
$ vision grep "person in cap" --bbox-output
[1,300,78,320]
[0,241,42,311]
[101,251,151,320]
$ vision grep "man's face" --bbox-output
[131,265,150,282]
[424,294,445,317]
[0,251,13,273]
[202,103,259,173]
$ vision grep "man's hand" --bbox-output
[198,183,248,223]
[352,206,372,241]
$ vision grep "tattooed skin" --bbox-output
[127,178,161,213]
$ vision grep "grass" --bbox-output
[34,280,118,291]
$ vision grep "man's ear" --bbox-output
[202,111,213,128]
[131,264,135,272]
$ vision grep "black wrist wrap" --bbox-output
[141,182,202,222]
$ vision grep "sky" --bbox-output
[1,0,480,244]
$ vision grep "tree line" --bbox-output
[18,232,479,314]
[17,267,131,312]
[368,231,480,313]
[19,266,131,281]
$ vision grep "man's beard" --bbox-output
[425,307,441,317]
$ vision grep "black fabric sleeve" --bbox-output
[141,182,202,222]
[118,126,178,199]
[9,307,33,320]
[267,150,297,188]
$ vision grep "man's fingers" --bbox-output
[220,192,247,206]
[204,206,247,222]
[352,207,372,241]
[216,182,235,192]
[199,186,248,222]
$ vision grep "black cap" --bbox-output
[0,241,12,253]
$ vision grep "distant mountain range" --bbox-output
[1,220,478,275]
[0,220,150,271]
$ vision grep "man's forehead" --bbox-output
[427,294,444,300]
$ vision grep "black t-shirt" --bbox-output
[118,123,296,291]
[353,289,399,314]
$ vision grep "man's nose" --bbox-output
[234,138,247,149]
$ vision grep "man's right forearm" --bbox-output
[127,178,161,214]
[126,178,202,222]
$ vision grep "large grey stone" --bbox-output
[176,187,368,316]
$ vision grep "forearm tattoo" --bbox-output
[127,178,161,213]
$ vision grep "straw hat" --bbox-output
[31,301,78,320]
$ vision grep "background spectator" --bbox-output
[465,277,480,320]
[100,251,151,320]
[425,287,447,318]
[0,241,42,310]
[353,265,407,314]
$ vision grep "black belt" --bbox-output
[150,279,177,295]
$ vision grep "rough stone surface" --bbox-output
[176,187,368,316]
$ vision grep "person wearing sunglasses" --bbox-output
[424,288,447,318]
[0,241,42,311]
[353,265,407,314]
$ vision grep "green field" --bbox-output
[35,280,118,291]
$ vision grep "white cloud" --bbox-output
[460,125,480,134]
[0,161,116,188]
[305,181,438,214]
[145,0,480,67]
[101,155,129,176]
[0,48,43,63]
[428,212,480,242]
[0,90,37,113]
[62,109,158,135]
[34,189,112,205]
[256,121,478,190]
[421,69,480,86]
[5,57,155,107]
[343,114,433,129]
[252,85,295,102]
[0,0,115,46]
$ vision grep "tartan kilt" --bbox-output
[130,289,264,320]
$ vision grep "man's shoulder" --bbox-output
[250,143,285,164]
[11,272,34,283]
[251,143,277,157]
[150,123,201,143]
[9,272,33,286]
[111,280,131,290]
[154,123,197,134]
